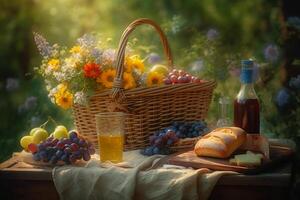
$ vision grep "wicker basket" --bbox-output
[73,18,216,151]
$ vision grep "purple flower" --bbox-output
[30,116,42,127]
[206,29,219,41]
[276,88,290,107]
[191,59,204,72]
[264,44,279,63]
[229,67,240,77]
[24,96,37,110]
[6,78,19,92]
[101,49,116,64]
[91,48,102,64]
[289,75,300,89]
[33,32,53,57]
[77,34,96,49]
[147,53,161,65]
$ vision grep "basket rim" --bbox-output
[92,80,217,98]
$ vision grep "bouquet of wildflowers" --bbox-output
[34,33,152,110]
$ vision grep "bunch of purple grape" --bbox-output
[32,131,96,165]
[164,69,204,85]
[141,121,209,156]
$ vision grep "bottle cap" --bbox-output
[240,60,254,83]
[241,60,253,68]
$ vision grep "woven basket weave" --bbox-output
[73,18,216,151]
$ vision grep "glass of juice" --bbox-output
[95,112,125,163]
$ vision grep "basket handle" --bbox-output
[111,18,173,102]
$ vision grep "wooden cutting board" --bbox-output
[168,145,294,174]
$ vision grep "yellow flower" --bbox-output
[146,72,164,87]
[123,72,136,89]
[65,57,80,68]
[54,84,73,109]
[56,83,68,92]
[124,56,133,73]
[125,55,145,73]
[48,59,60,71]
[97,69,116,89]
[70,46,82,54]
[55,91,73,109]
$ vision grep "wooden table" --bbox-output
[0,153,295,200]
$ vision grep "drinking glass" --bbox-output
[95,112,125,163]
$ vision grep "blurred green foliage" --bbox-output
[0,0,299,162]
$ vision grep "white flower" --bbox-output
[101,49,116,65]
[206,29,219,41]
[74,91,88,105]
[53,71,67,82]
[45,80,52,91]
[48,87,58,103]
[191,59,204,72]
[45,66,53,75]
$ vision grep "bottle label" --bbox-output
[240,67,253,84]
[240,60,254,84]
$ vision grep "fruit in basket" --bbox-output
[164,69,204,85]
[20,136,33,151]
[150,64,169,76]
[53,125,68,139]
[141,121,209,156]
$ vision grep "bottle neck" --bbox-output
[237,82,258,100]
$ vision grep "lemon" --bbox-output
[53,125,68,139]
[150,64,169,76]
[20,136,33,150]
[29,127,45,136]
[55,125,68,133]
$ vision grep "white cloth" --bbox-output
[53,150,235,200]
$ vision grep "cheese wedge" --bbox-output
[229,151,263,167]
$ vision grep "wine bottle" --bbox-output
[234,60,260,134]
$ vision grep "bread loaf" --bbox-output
[194,127,246,158]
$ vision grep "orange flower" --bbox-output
[83,63,101,78]
[123,72,136,89]
[96,69,116,89]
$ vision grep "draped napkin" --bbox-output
[53,150,235,200]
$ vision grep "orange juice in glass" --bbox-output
[95,112,125,163]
